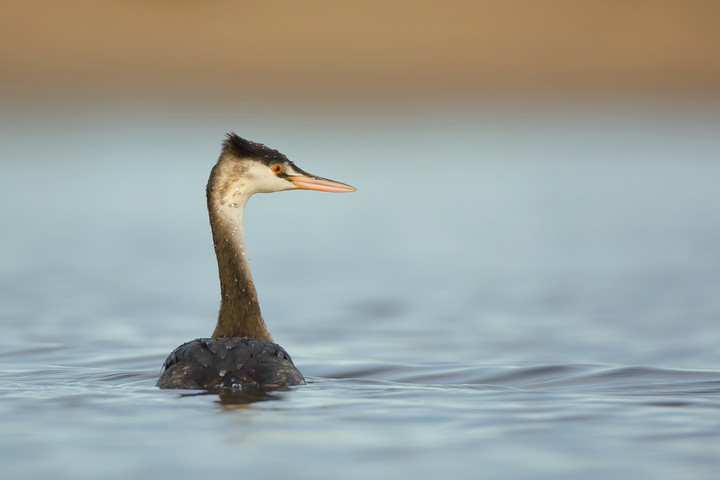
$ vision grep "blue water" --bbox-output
[1,102,719,479]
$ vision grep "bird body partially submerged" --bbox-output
[157,134,354,390]
[157,337,305,390]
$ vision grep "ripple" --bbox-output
[305,361,720,396]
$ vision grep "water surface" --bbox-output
[1,104,719,479]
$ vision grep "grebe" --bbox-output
[157,134,355,390]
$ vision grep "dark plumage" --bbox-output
[222,132,289,164]
[157,337,305,390]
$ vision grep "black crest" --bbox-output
[221,133,289,164]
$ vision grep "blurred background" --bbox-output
[2,0,720,365]
[2,0,719,107]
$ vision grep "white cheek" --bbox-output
[245,163,295,193]
[256,176,291,193]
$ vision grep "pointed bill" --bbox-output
[287,175,356,193]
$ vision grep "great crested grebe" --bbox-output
[157,133,355,390]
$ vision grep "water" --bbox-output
[1,102,720,479]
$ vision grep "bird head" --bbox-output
[215,133,356,196]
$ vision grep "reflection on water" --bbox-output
[175,388,289,408]
[1,104,720,479]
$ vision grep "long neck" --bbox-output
[207,181,273,342]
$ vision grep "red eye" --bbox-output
[271,164,283,174]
